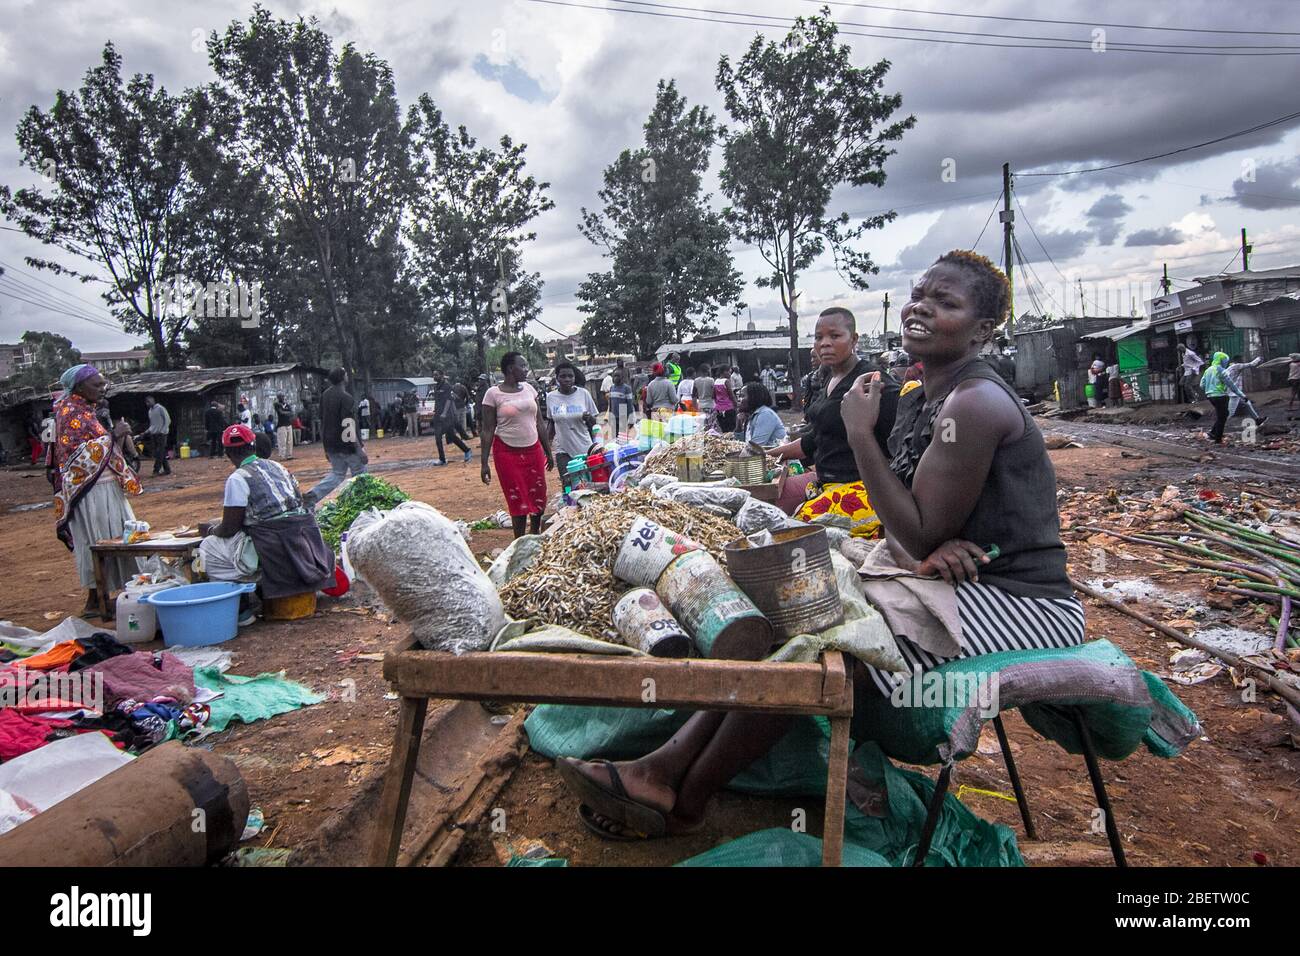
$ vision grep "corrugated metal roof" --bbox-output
[655,336,814,360]
[108,363,315,395]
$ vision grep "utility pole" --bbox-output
[1077,277,1086,316]
[1000,162,1015,336]
[1240,228,1251,272]
[881,292,890,348]
[1160,263,1171,294]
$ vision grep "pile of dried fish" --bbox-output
[638,432,771,477]
[498,489,741,637]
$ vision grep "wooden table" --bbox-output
[90,537,203,619]
[371,640,854,867]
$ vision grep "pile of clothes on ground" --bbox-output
[0,616,322,834]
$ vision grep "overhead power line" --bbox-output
[524,1,1300,54]
[807,1,1300,37]
[1019,109,1300,176]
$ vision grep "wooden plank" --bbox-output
[368,696,428,866]
[384,650,850,715]
[93,552,110,620]
[821,714,851,867]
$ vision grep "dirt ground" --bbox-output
[2,432,1296,866]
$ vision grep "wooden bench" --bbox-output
[372,639,854,867]
[90,537,202,619]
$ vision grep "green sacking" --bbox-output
[193,666,325,734]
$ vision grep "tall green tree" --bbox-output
[406,95,553,375]
[8,331,81,390]
[0,43,264,369]
[716,9,914,399]
[577,80,743,358]
[206,6,420,390]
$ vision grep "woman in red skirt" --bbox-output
[480,351,554,537]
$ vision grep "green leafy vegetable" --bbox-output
[317,473,411,550]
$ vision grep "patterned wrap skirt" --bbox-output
[492,437,548,517]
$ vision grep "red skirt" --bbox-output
[492,437,548,517]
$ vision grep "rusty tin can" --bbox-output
[613,515,705,588]
[612,588,692,657]
[656,550,774,660]
[724,525,843,640]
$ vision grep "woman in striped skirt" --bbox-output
[846,249,1084,704]
[553,250,1083,840]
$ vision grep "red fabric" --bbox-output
[0,708,72,761]
[491,437,548,517]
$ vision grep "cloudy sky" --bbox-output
[2,0,1299,354]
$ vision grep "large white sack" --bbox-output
[346,501,505,653]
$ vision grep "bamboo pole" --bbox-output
[1070,576,1300,712]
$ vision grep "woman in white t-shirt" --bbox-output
[545,361,598,476]
[480,352,555,537]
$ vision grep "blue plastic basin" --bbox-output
[140,581,256,647]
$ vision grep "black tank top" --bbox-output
[887,358,1070,599]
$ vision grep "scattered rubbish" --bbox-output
[1192,628,1276,660]
[242,807,265,840]
[228,847,293,867]
[1167,648,1224,685]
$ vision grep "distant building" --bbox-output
[0,342,33,382]
[82,349,152,375]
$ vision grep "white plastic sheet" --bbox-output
[0,733,135,835]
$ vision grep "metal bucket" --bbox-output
[725,451,766,485]
[724,525,843,640]
[613,588,692,657]
[613,515,705,588]
[656,550,774,661]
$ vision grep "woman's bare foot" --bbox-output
[81,590,101,618]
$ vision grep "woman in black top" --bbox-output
[841,249,1083,700]
[770,307,899,537]
[552,252,1084,842]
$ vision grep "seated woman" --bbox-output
[738,382,787,447]
[556,250,1082,840]
[199,424,334,623]
[769,307,899,537]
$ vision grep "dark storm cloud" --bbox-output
[1221,157,1300,210]
[1125,227,1185,246]
[1085,192,1131,245]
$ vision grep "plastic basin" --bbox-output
[140,581,256,647]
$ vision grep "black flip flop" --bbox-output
[578,803,649,842]
[555,757,668,838]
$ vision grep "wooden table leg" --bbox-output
[93,552,110,620]
[370,696,429,866]
[821,713,851,867]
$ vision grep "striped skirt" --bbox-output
[861,580,1086,698]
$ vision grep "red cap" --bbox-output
[653,363,665,375]
[222,423,256,447]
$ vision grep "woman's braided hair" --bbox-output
[935,249,1011,326]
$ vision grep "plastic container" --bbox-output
[139,581,256,647]
[114,580,182,644]
[264,591,317,621]
[585,451,611,483]
[320,564,350,598]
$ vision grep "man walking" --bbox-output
[273,391,296,460]
[305,368,368,508]
[430,371,471,466]
[1178,342,1205,404]
[142,395,172,475]
[205,400,227,457]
